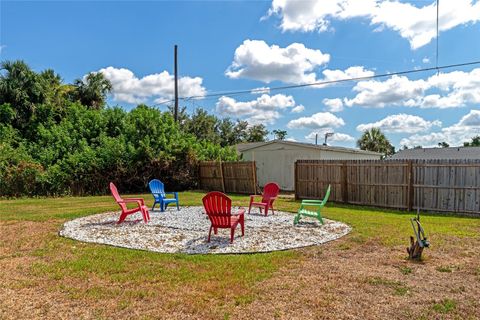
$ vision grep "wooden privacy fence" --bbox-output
[198,161,257,194]
[295,159,480,214]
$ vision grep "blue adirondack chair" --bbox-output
[148,179,180,212]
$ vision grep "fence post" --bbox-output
[407,160,414,211]
[252,161,257,194]
[219,160,226,193]
[294,161,298,200]
[342,161,348,203]
[198,163,203,190]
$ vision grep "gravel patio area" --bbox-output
[59,206,351,254]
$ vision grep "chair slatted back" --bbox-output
[202,191,232,228]
[321,185,331,206]
[149,179,166,198]
[262,182,280,203]
[110,182,127,212]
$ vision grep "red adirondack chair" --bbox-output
[110,182,150,224]
[248,182,280,216]
[202,191,245,243]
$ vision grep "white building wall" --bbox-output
[242,143,380,191]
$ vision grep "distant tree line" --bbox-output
[0,60,270,197]
[358,129,480,156]
[172,106,269,147]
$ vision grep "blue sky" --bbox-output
[1,0,480,148]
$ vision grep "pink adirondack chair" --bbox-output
[248,182,280,216]
[202,191,245,243]
[110,182,150,224]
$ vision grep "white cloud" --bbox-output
[344,75,429,108]
[98,66,206,104]
[356,114,441,133]
[267,0,480,49]
[342,68,480,109]
[400,109,480,147]
[287,112,345,129]
[225,40,330,84]
[422,57,430,64]
[215,93,301,125]
[458,109,480,126]
[251,87,271,95]
[306,131,355,142]
[321,66,375,83]
[291,105,305,113]
[312,66,375,89]
[323,98,344,112]
[400,132,448,148]
[226,40,375,87]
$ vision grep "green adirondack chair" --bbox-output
[294,185,331,225]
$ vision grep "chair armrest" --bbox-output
[300,202,324,208]
[124,198,145,205]
[117,199,143,207]
[232,208,245,216]
[250,195,261,201]
[166,192,178,199]
[301,199,322,204]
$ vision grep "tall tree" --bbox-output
[247,124,269,142]
[73,72,112,109]
[357,128,394,156]
[184,108,220,144]
[464,136,480,147]
[233,120,249,142]
[218,118,237,147]
[272,129,287,140]
[0,60,45,129]
[438,141,450,148]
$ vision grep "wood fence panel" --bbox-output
[199,161,257,194]
[295,159,480,215]
[198,161,224,192]
[295,161,343,201]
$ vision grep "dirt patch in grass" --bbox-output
[228,235,480,320]
[1,217,480,319]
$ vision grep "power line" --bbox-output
[153,59,480,106]
[436,0,440,73]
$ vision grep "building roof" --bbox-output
[236,140,383,156]
[389,147,480,160]
[236,141,267,153]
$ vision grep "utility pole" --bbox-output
[174,45,179,122]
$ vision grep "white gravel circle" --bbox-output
[59,206,351,254]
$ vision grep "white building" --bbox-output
[237,140,382,191]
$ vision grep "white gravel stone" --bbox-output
[59,206,351,254]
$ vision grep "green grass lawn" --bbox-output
[1,191,479,319]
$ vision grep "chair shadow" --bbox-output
[246,211,270,217]
[184,232,241,253]
[295,221,323,228]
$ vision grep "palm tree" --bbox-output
[0,60,45,129]
[273,129,287,140]
[73,72,112,109]
[357,128,394,156]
